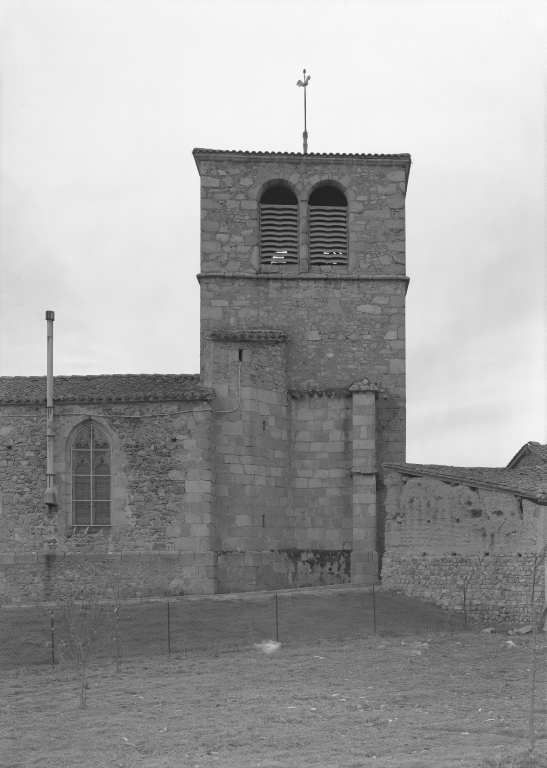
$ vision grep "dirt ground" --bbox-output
[2,631,547,768]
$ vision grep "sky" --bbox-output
[0,0,545,467]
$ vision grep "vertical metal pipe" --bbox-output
[45,311,56,502]
[275,593,279,642]
[372,585,377,635]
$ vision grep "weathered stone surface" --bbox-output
[382,471,547,623]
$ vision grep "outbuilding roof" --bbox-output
[0,374,213,404]
[506,442,547,469]
[383,462,547,504]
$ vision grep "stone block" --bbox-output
[139,552,157,562]
[121,553,141,562]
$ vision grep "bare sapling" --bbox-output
[57,587,117,707]
[108,571,122,673]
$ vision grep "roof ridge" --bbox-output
[193,148,411,159]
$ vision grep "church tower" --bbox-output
[194,148,410,591]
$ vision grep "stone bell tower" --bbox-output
[194,148,410,592]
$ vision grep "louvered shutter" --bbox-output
[309,205,348,266]
[260,204,299,265]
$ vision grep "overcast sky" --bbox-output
[0,0,545,467]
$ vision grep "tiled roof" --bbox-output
[208,330,288,342]
[383,462,547,503]
[193,148,411,160]
[506,442,547,468]
[0,375,213,404]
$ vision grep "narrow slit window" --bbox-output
[309,186,348,266]
[71,424,111,526]
[260,186,299,266]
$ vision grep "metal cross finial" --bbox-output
[296,69,311,154]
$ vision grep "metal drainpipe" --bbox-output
[44,310,57,508]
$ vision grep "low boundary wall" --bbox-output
[382,552,545,624]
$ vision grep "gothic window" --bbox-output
[308,186,348,266]
[259,186,299,266]
[71,424,111,526]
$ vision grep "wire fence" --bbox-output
[0,585,483,671]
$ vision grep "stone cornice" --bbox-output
[193,147,411,167]
[208,330,288,343]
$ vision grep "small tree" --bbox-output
[57,587,117,707]
[108,571,123,673]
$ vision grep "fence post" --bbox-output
[463,585,467,630]
[275,593,279,642]
[372,585,377,635]
[167,601,171,656]
[50,610,55,669]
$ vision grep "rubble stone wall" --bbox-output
[382,471,547,622]
[0,401,216,603]
[381,552,544,624]
[0,551,216,605]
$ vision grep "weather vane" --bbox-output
[296,69,311,154]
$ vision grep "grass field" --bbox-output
[1,588,471,669]
[2,629,547,768]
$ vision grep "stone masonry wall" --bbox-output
[384,474,544,556]
[0,400,216,603]
[200,276,406,479]
[209,338,291,561]
[382,471,547,623]
[0,551,216,605]
[195,152,407,277]
[289,393,352,550]
[217,548,351,594]
[382,553,545,624]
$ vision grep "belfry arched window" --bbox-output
[71,424,111,526]
[259,186,299,265]
[308,186,348,266]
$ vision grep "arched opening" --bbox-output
[259,185,299,266]
[71,423,111,526]
[308,185,348,266]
